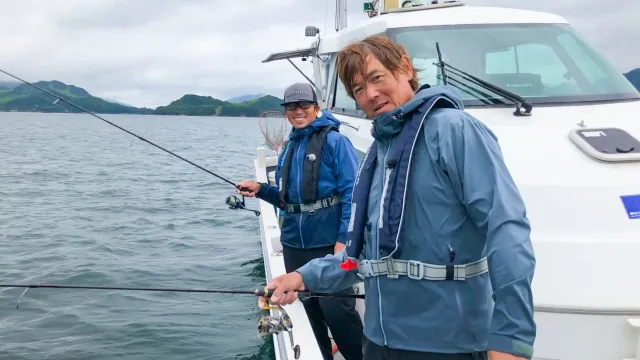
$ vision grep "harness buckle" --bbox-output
[384,257,399,279]
[455,265,466,281]
[359,260,375,277]
[445,265,455,281]
[406,260,424,280]
[308,202,316,215]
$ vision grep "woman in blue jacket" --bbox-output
[237,82,363,360]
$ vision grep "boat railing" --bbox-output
[256,147,282,253]
[255,147,325,359]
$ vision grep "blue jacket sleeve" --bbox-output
[440,111,536,358]
[332,135,359,244]
[295,249,362,292]
[256,182,281,208]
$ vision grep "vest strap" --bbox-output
[278,125,338,208]
[356,257,488,281]
[286,195,341,214]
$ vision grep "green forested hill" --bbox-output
[0,80,284,117]
[0,81,154,114]
[148,93,283,117]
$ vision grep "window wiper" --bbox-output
[433,42,533,117]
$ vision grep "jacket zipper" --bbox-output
[376,145,391,345]
[378,167,392,229]
[296,140,305,248]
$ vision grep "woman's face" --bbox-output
[284,101,319,129]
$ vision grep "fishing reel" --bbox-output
[225,195,260,216]
[258,304,300,359]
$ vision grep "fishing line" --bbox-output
[0,68,240,188]
[0,284,364,308]
[1,283,363,358]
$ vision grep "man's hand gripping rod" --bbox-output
[254,288,363,359]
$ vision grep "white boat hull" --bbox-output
[258,1,640,357]
[254,148,365,360]
[329,102,640,360]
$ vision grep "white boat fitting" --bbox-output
[256,0,640,359]
[253,147,366,360]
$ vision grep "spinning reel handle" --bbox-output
[225,194,260,216]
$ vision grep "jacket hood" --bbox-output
[289,109,341,140]
[371,84,464,140]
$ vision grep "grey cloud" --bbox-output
[0,0,637,109]
[59,0,178,30]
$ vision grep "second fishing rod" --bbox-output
[0,283,364,308]
[0,69,259,216]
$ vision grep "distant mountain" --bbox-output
[0,80,284,117]
[623,68,640,91]
[227,93,267,103]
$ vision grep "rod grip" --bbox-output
[255,288,311,299]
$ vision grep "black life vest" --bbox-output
[278,125,338,208]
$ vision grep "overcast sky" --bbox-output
[0,0,637,108]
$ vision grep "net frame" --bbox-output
[258,110,289,155]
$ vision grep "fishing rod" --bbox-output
[0,283,363,359]
[0,283,364,308]
[0,68,260,215]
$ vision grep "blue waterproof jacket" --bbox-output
[297,86,536,357]
[257,110,359,249]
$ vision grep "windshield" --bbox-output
[387,23,640,106]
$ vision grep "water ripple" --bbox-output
[0,113,273,360]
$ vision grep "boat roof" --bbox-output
[317,4,570,54]
[262,4,570,66]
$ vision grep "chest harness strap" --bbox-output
[278,125,339,214]
[357,257,488,281]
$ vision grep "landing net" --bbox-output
[259,110,288,155]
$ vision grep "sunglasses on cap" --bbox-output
[284,102,314,111]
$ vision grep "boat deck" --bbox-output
[254,147,365,360]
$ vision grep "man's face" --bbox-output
[284,101,318,129]
[350,54,415,118]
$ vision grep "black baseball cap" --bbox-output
[280,83,318,106]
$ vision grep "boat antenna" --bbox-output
[0,68,244,189]
[335,0,348,31]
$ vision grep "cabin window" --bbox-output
[412,56,440,86]
[556,33,608,85]
[333,75,357,110]
[387,23,639,105]
[485,43,576,93]
[329,67,367,118]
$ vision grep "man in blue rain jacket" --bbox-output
[260,37,536,360]
[237,83,363,360]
